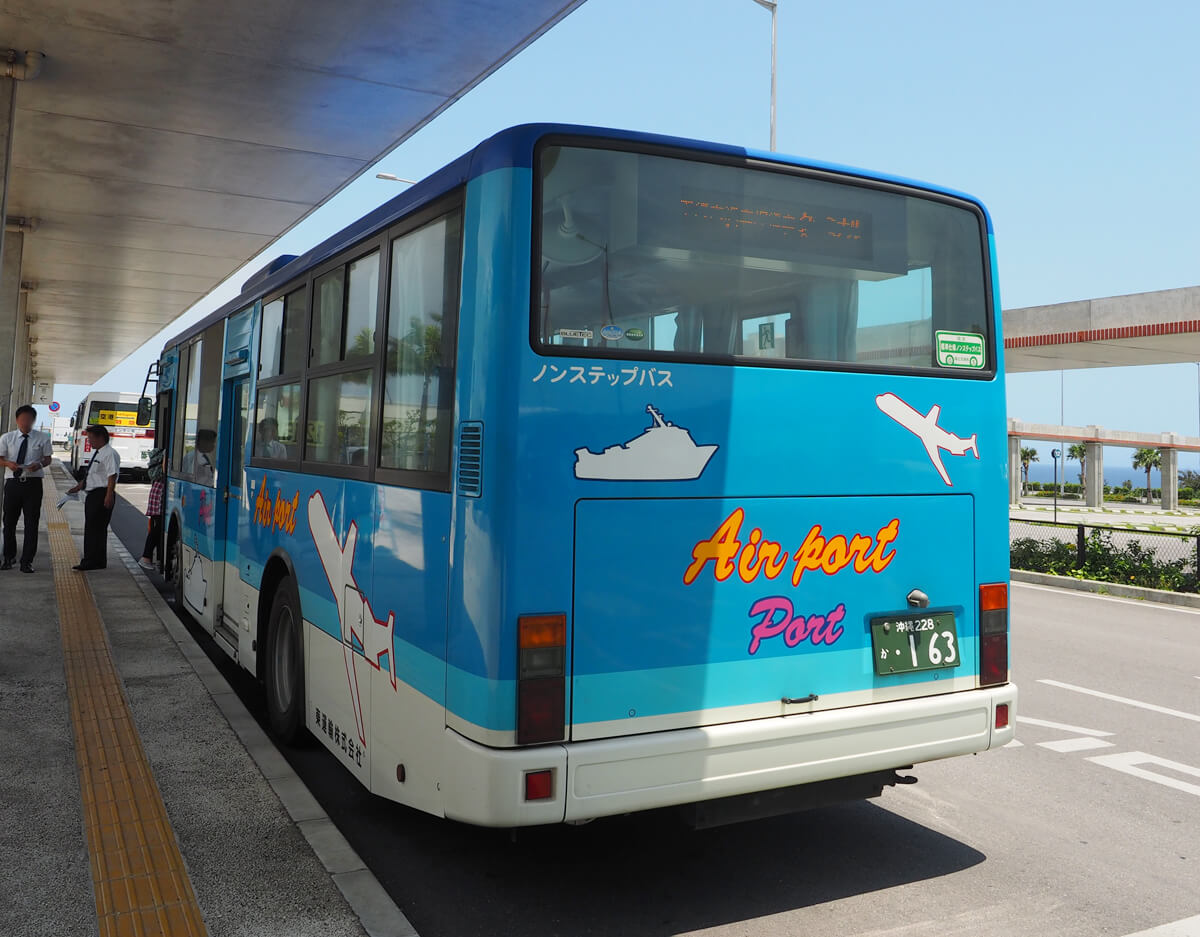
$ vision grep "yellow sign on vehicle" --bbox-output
[97,409,139,426]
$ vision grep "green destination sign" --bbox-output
[935,330,986,369]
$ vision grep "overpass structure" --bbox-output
[1007,420,1200,509]
[1003,286,1200,509]
[0,0,584,424]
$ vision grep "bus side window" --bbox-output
[380,209,461,481]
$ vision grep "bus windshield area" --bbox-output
[86,400,141,427]
[536,144,992,373]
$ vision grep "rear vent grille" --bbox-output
[457,422,484,497]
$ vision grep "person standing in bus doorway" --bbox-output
[1,404,54,573]
[65,424,120,571]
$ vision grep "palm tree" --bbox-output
[1131,448,1161,503]
[1020,446,1038,496]
[1068,443,1087,496]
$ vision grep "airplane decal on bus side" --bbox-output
[309,491,398,748]
[875,392,978,486]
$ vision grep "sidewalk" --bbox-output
[1011,497,1200,533]
[0,464,414,937]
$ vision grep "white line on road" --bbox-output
[1088,752,1200,799]
[1016,715,1114,737]
[1119,914,1200,936]
[1038,737,1115,753]
[1038,680,1200,723]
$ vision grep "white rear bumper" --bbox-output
[441,684,1017,827]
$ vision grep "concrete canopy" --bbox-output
[1004,285,1200,372]
[2,0,584,387]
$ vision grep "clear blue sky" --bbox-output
[52,0,1200,474]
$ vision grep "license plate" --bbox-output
[870,611,961,675]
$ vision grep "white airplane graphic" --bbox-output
[309,491,398,746]
[876,393,978,486]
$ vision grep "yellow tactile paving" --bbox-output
[46,473,208,937]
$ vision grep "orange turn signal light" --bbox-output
[980,583,1008,612]
[519,614,566,649]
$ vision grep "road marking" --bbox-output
[1119,914,1200,936]
[1003,739,1024,748]
[1016,715,1113,737]
[1088,752,1200,798]
[1037,737,1114,753]
[1039,680,1200,723]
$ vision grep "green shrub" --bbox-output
[1011,529,1199,593]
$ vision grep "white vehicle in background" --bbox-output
[51,416,72,449]
[70,391,156,479]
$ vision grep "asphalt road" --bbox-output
[111,484,1200,937]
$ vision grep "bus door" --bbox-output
[214,377,250,654]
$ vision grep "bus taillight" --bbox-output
[979,583,1008,687]
[517,614,566,745]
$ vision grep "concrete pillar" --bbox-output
[0,76,15,429]
[0,229,21,427]
[1161,448,1178,510]
[1084,440,1104,508]
[1008,435,1022,504]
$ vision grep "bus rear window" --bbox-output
[534,144,992,374]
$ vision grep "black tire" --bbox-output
[171,536,184,609]
[265,577,306,744]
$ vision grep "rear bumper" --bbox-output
[441,684,1017,827]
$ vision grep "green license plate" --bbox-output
[871,611,961,675]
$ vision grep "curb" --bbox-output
[1010,569,1200,609]
[110,534,420,937]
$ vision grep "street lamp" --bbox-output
[375,173,417,184]
[1051,448,1061,524]
[749,0,777,151]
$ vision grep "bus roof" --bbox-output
[162,123,994,351]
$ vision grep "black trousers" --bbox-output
[83,488,114,569]
[3,477,43,565]
[142,514,163,562]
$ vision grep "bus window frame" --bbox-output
[528,134,997,380]
[373,194,464,494]
[299,232,387,482]
[252,279,312,471]
[245,190,464,491]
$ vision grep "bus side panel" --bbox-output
[169,477,220,634]
[241,469,453,807]
[444,166,531,747]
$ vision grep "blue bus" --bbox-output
[152,124,1015,828]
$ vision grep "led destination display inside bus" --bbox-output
[676,189,873,262]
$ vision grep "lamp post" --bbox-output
[1051,448,1061,524]
[749,0,777,151]
[375,173,417,184]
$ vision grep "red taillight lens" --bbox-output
[979,582,1008,687]
[995,703,1009,730]
[524,769,553,801]
[517,677,564,745]
[517,614,566,745]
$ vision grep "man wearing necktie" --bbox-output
[1,405,55,573]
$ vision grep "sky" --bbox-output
[48,0,1200,479]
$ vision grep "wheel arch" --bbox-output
[257,548,300,682]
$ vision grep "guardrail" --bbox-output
[1010,519,1200,593]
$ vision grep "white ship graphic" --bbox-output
[574,405,718,481]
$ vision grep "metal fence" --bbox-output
[1010,519,1200,592]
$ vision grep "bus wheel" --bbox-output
[265,577,306,744]
[171,537,184,609]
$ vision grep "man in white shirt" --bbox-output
[65,424,121,571]
[1,405,54,573]
[182,429,217,485]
